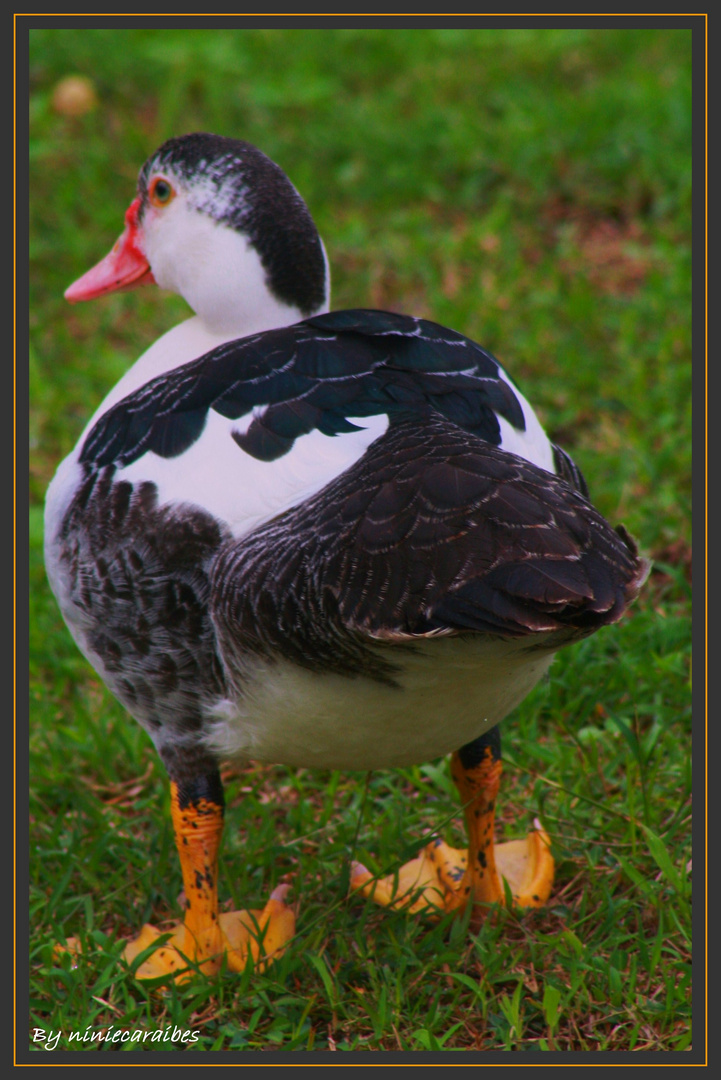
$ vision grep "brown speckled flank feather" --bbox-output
[58,468,229,778]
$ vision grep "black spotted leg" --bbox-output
[124,771,295,979]
[352,728,553,921]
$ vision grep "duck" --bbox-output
[44,132,648,980]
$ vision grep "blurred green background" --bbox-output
[29,26,692,1053]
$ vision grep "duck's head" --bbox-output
[65,133,330,336]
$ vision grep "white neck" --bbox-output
[142,200,328,338]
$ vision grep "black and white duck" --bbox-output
[44,133,648,979]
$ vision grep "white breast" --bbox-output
[203,635,556,771]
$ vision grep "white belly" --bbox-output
[203,635,556,770]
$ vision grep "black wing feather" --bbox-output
[80,310,529,470]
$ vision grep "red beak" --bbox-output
[65,197,156,302]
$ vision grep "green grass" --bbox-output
[28,27,692,1053]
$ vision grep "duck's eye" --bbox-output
[149,177,175,207]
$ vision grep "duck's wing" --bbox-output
[209,412,648,682]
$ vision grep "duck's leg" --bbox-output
[124,769,295,980]
[351,728,553,921]
[443,729,554,920]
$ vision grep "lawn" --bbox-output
[28,25,693,1054]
